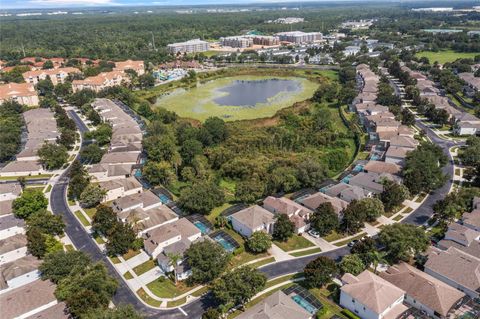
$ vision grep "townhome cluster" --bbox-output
[339,196,480,319]
[458,72,480,98]
[0,108,59,177]
[85,98,202,281]
[0,183,69,319]
[401,65,480,135]
[72,60,144,92]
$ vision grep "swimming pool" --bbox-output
[352,164,364,173]
[213,235,236,252]
[134,169,142,177]
[341,174,353,184]
[292,295,317,314]
[194,221,211,235]
[158,194,171,204]
[370,154,380,161]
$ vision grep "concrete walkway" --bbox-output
[268,244,293,262]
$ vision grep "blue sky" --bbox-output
[2,0,339,9]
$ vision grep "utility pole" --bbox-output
[21,42,26,57]
[151,32,157,51]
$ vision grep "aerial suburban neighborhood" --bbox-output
[0,1,480,319]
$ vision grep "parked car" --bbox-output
[348,239,359,247]
[308,229,320,238]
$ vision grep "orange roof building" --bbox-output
[72,70,129,93]
[23,67,80,86]
[0,82,38,106]
[114,60,145,75]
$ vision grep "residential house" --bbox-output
[0,82,39,106]
[0,234,27,265]
[385,146,411,166]
[388,136,419,149]
[463,207,480,232]
[72,71,128,93]
[340,270,407,319]
[0,279,68,319]
[424,247,480,298]
[236,290,313,319]
[143,218,201,258]
[0,161,45,177]
[263,196,313,233]
[230,205,275,238]
[363,161,401,175]
[114,60,145,75]
[443,222,480,247]
[323,183,369,202]
[348,172,385,195]
[453,112,480,136]
[0,255,41,291]
[127,205,179,235]
[112,190,161,221]
[0,215,25,240]
[0,183,22,201]
[22,67,80,85]
[297,192,348,216]
[458,72,480,93]
[380,262,465,319]
[98,176,142,202]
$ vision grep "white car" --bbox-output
[308,230,320,238]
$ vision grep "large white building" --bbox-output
[276,31,322,44]
[167,39,210,54]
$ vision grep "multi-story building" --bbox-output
[251,35,280,46]
[22,67,80,86]
[114,60,145,76]
[276,31,322,44]
[0,83,39,106]
[72,70,128,93]
[167,39,210,54]
[220,36,253,48]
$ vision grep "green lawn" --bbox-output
[415,50,479,64]
[137,288,162,307]
[94,236,105,244]
[110,256,121,264]
[124,271,134,280]
[290,247,322,257]
[0,174,53,181]
[133,260,157,276]
[191,286,209,297]
[74,210,90,226]
[247,257,275,269]
[146,277,196,298]
[323,230,345,242]
[415,192,427,203]
[67,199,76,206]
[334,232,367,247]
[167,297,187,308]
[44,184,52,193]
[65,244,74,251]
[207,202,233,224]
[273,235,314,252]
[84,207,97,219]
[123,249,141,260]
[265,273,304,289]
[393,214,404,222]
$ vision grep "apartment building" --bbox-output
[167,39,210,54]
[276,31,322,44]
[114,60,145,76]
[22,67,80,85]
[0,82,39,106]
[72,70,128,93]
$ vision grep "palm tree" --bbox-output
[166,253,182,285]
[368,251,387,274]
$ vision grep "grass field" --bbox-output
[415,50,478,65]
[153,75,318,121]
[273,235,315,252]
[147,277,196,298]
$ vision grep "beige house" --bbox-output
[230,205,275,237]
[114,60,145,75]
[298,192,348,216]
[340,270,407,319]
[98,177,142,202]
[72,70,128,92]
[22,67,80,85]
[0,83,39,106]
[380,262,465,319]
[263,196,312,233]
[236,290,313,319]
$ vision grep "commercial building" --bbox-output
[276,31,322,44]
[167,39,210,54]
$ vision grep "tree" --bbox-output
[68,160,90,200]
[212,266,266,310]
[185,240,230,284]
[296,159,326,188]
[246,231,272,253]
[83,305,143,319]
[88,123,112,146]
[380,180,410,212]
[180,139,204,164]
[55,263,118,317]
[367,250,387,274]
[235,178,264,203]
[142,161,176,186]
[38,142,69,170]
[178,181,225,215]
[203,117,228,144]
[272,214,295,242]
[138,73,155,89]
[202,308,221,319]
[401,109,415,126]
[26,209,64,236]
[80,184,107,208]
[378,224,429,262]
[357,198,384,222]
[310,202,339,236]
[42,60,54,69]
[350,237,377,266]
[303,256,338,288]
[58,129,77,150]
[339,254,366,275]
[106,223,139,256]
[340,200,366,235]
[92,205,118,236]
[80,143,104,163]
[26,227,47,257]
[45,235,64,255]
[37,77,54,95]
[13,189,48,219]
[40,250,91,283]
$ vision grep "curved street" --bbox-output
[50,93,461,318]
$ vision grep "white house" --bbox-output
[230,205,275,238]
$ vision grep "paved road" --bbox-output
[52,89,460,317]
